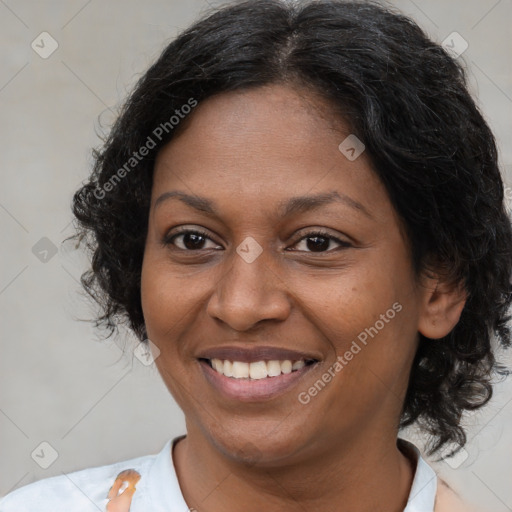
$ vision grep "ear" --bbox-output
[417,271,467,340]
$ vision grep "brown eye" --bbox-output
[164,229,222,251]
[290,231,351,253]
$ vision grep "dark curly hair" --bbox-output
[71,0,512,455]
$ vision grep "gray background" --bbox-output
[1,0,511,510]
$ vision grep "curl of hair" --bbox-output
[71,0,512,454]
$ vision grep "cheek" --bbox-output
[295,265,402,347]
[140,252,219,361]
[307,259,418,384]
[141,254,193,324]
[141,254,186,347]
[140,255,202,410]
[141,259,168,330]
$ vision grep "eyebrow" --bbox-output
[153,190,372,218]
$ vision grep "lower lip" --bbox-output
[199,360,317,402]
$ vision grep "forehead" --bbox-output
[151,84,388,220]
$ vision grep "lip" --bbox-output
[196,345,322,363]
[200,361,318,402]
[196,345,322,402]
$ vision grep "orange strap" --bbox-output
[106,469,141,512]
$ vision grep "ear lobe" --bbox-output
[417,274,467,340]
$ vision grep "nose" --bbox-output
[206,245,292,331]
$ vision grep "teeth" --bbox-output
[223,360,233,377]
[212,359,223,373]
[267,360,281,377]
[281,360,292,374]
[292,360,305,371]
[232,361,249,378]
[249,361,268,379]
[208,359,310,379]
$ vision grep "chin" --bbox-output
[201,416,313,468]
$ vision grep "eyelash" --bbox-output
[163,228,351,253]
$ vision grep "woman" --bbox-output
[1,0,510,511]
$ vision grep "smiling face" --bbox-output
[141,83,428,466]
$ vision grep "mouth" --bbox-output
[201,358,317,379]
[196,347,321,402]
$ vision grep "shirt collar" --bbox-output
[400,439,438,512]
[138,436,437,512]
[134,436,189,512]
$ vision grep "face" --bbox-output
[141,84,426,466]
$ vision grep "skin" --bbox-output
[140,84,466,512]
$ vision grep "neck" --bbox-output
[173,427,415,512]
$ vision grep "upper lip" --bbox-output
[196,345,322,363]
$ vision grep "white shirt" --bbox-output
[0,437,437,511]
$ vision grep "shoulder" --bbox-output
[0,452,156,512]
[435,478,481,512]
